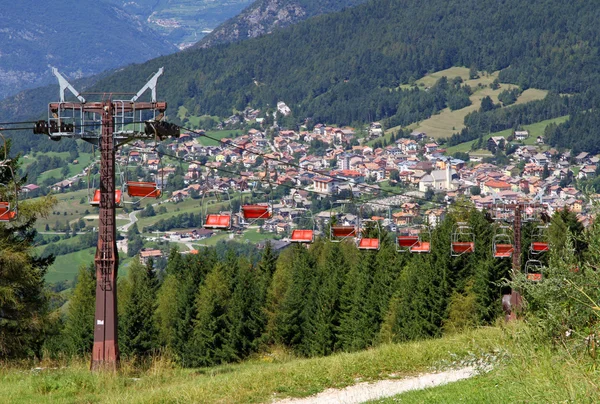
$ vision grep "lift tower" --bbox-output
[491,198,547,321]
[34,68,179,370]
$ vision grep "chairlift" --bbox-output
[87,156,124,207]
[525,259,543,281]
[357,207,381,251]
[493,226,514,258]
[396,224,431,253]
[123,148,163,203]
[202,189,233,230]
[451,222,475,256]
[329,199,357,243]
[290,208,315,243]
[530,225,549,255]
[491,201,512,222]
[90,189,123,207]
[240,176,273,224]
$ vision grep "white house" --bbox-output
[418,165,458,192]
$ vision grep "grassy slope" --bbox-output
[43,248,134,284]
[372,339,599,403]
[386,68,548,141]
[198,129,242,146]
[3,325,599,403]
[445,115,569,155]
[0,327,507,403]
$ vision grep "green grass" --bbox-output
[34,189,93,232]
[243,228,277,242]
[445,115,569,155]
[37,153,93,183]
[44,248,96,284]
[384,69,549,143]
[0,327,513,403]
[371,335,600,403]
[44,248,135,284]
[3,324,599,403]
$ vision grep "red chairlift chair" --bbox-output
[397,224,431,253]
[525,259,543,281]
[0,201,16,221]
[290,209,315,243]
[241,204,272,220]
[125,181,161,199]
[329,199,358,243]
[241,175,273,224]
[90,189,123,207]
[493,226,514,258]
[356,207,381,251]
[530,225,550,255]
[451,222,475,256]
[202,189,233,230]
[122,147,164,203]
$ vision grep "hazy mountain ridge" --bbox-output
[196,0,369,48]
[0,0,177,99]
[105,0,255,49]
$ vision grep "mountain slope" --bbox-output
[3,0,600,148]
[124,0,599,123]
[195,0,369,48]
[104,0,254,49]
[0,0,177,99]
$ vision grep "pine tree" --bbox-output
[265,244,296,343]
[62,264,96,356]
[154,272,180,347]
[226,259,264,360]
[190,263,233,366]
[272,244,313,349]
[170,249,216,366]
[338,249,378,351]
[119,261,158,358]
[300,241,350,356]
[0,146,55,358]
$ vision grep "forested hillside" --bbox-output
[56,206,509,364]
[195,0,369,48]
[88,0,600,125]
[2,0,600,153]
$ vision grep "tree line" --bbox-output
[56,204,514,365]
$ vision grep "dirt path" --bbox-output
[275,366,479,404]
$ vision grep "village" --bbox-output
[115,116,595,257]
[30,101,596,264]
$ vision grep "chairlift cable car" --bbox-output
[329,199,358,243]
[240,165,273,225]
[123,134,163,203]
[202,189,233,230]
[290,208,315,243]
[356,205,381,251]
[451,222,475,256]
[397,223,432,253]
[530,224,550,255]
[493,225,514,258]
[525,259,543,281]
[87,146,124,207]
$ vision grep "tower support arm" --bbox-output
[52,67,85,103]
[131,68,164,102]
